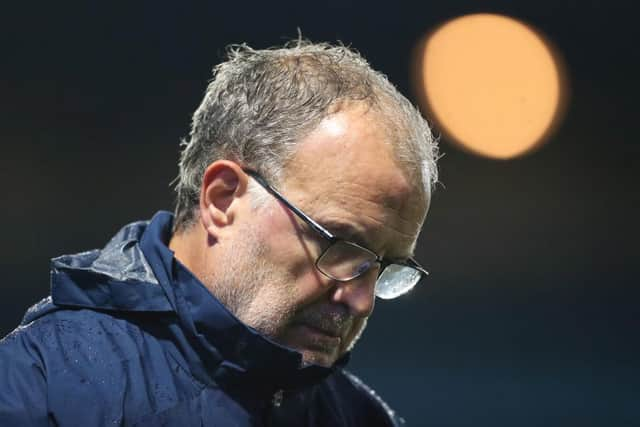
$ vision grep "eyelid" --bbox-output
[317,219,414,263]
[322,221,371,250]
[384,255,412,265]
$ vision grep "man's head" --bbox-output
[170,41,438,367]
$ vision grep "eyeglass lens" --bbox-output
[375,265,422,299]
[317,241,379,281]
[317,241,422,299]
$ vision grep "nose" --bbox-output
[329,272,376,317]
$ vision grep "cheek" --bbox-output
[264,239,331,308]
[342,316,369,353]
[257,208,325,283]
[291,268,334,306]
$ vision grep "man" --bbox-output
[0,41,438,426]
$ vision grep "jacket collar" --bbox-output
[50,219,172,312]
[50,211,347,391]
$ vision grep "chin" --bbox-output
[344,317,368,353]
[300,349,340,368]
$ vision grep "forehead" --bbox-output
[282,104,427,255]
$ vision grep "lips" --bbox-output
[301,323,343,339]
[291,308,352,339]
[281,322,345,358]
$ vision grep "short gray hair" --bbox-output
[173,40,438,231]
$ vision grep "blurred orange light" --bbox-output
[413,13,568,159]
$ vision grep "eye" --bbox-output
[356,259,381,277]
[355,261,371,276]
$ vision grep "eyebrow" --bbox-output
[322,220,368,246]
[319,219,413,262]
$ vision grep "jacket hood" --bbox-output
[47,219,173,313]
[29,211,348,392]
[21,220,172,326]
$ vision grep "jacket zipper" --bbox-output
[263,389,284,426]
[272,389,284,408]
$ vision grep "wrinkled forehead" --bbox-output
[286,105,427,198]
[281,105,428,253]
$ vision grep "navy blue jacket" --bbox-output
[0,211,403,426]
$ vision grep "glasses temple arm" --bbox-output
[245,170,336,240]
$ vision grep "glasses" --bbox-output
[244,170,428,299]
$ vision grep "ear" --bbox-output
[199,161,249,239]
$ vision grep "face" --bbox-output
[209,104,428,367]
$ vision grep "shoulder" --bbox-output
[2,299,188,383]
[1,300,197,425]
[3,299,146,367]
[0,302,150,425]
[320,369,405,426]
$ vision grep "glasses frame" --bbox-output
[244,169,428,287]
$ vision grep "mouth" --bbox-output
[289,322,343,351]
[301,323,343,339]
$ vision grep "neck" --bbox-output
[169,225,207,282]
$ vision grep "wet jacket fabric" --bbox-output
[0,211,403,426]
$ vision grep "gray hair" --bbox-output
[173,40,438,231]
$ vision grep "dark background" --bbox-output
[1,1,638,426]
